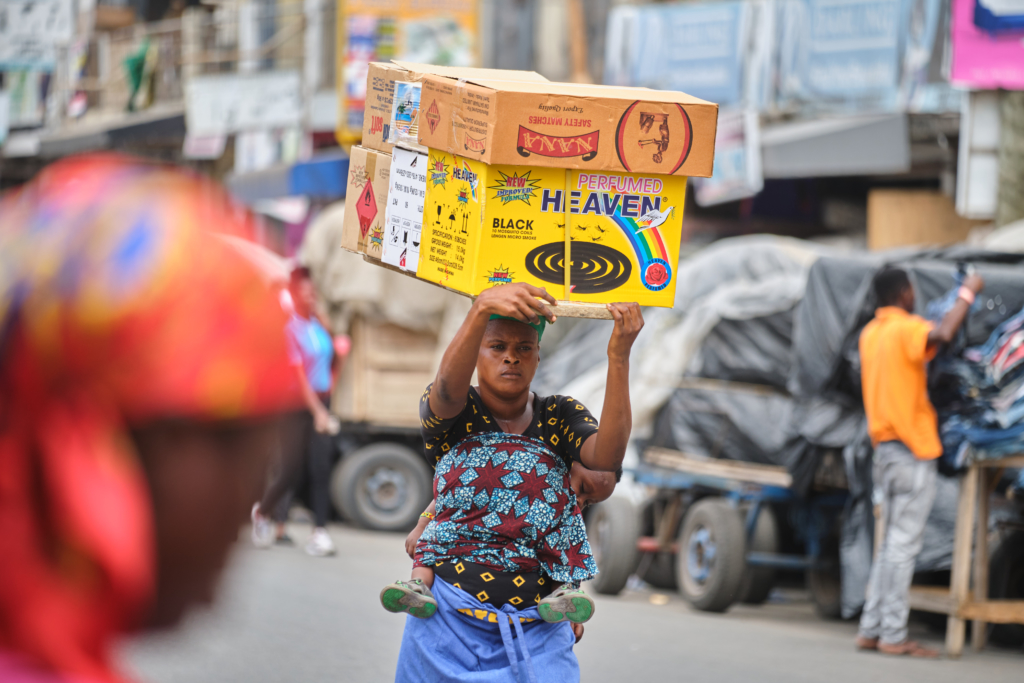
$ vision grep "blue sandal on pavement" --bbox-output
[538,585,595,624]
[380,579,438,619]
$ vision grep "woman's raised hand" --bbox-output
[474,283,557,325]
[606,303,644,362]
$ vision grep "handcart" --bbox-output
[587,447,848,615]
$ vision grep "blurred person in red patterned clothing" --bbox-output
[0,155,301,683]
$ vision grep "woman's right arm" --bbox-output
[428,283,557,419]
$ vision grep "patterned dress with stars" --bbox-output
[414,386,601,586]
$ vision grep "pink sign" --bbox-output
[951,0,1024,89]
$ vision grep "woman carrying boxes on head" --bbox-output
[384,282,642,683]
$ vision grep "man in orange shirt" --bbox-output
[855,267,984,657]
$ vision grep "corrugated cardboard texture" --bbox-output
[361,62,549,155]
[416,149,688,307]
[341,146,392,259]
[418,76,719,178]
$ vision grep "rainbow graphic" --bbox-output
[609,208,673,291]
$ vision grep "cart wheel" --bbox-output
[636,498,678,590]
[677,498,746,613]
[739,506,779,605]
[588,496,640,596]
[331,442,433,532]
[809,559,842,619]
[989,530,1024,647]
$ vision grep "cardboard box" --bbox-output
[362,61,550,154]
[416,149,688,308]
[418,76,719,178]
[341,146,392,259]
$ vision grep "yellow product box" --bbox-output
[341,145,392,259]
[416,149,687,307]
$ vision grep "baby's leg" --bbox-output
[539,584,595,624]
[381,566,437,618]
[411,565,434,588]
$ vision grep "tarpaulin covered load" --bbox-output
[692,309,795,389]
[539,239,1024,479]
[790,248,1024,403]
[533,235,825,436]
[535,235,855,498]
[649,381,796,467]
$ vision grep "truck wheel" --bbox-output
[739,506,779,605]
[588,497,640,596]
[331,442,432,532]
[677,498,746,613]
[636,498,678,590]
[989,530,1024,647]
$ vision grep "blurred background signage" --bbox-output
[186,71,304,136]
[336,0,479,143]
[950,0,1024,88]
[777,0,906,111]
[0,0,74,71]
[694,109,764,206]
[606,2,751,107]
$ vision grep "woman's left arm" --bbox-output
[579,303,643,472]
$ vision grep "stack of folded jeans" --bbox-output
[931,303,1024,468]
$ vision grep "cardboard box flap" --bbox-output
[362,62,552,155]
[445,77,715,106]
[389,61,549,83]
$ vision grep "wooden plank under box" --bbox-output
[643,446,793,489]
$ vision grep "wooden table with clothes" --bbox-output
[909,453,1024,657]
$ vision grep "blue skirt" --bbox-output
[394,577,579,683]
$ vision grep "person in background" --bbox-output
[252,266,340,557]
[856,266,984,658]
[0,155,300,682]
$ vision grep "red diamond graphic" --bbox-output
[426,100,441,135]
[355,182,377,238]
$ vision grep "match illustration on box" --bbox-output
[638,112,671,164]
[615,102,694,175]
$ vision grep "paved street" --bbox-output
[121,523,1023,683]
